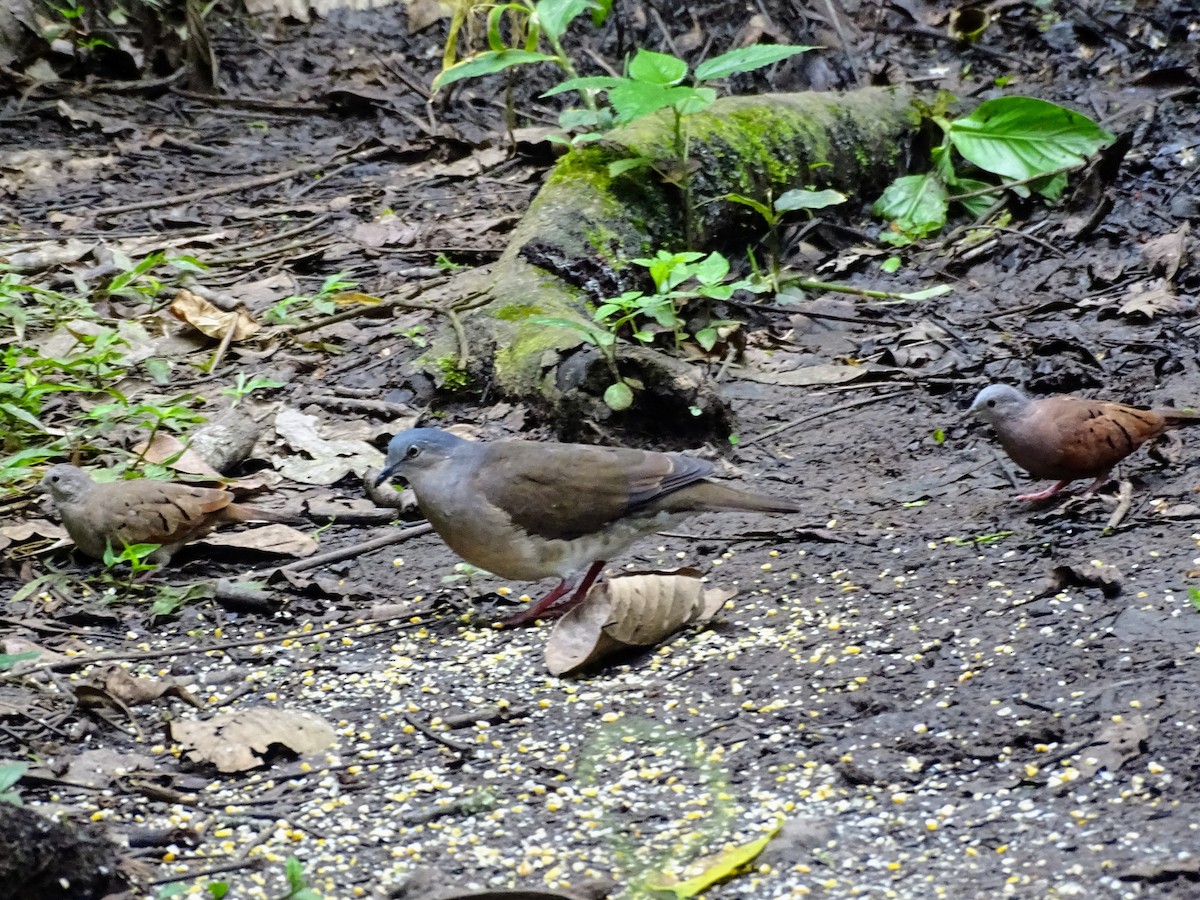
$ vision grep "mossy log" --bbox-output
[429,85,918,440]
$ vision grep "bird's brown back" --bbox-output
[1013,396,1171,479]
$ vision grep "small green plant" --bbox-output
[102,541,163,581]
[533,249,753,410]
[726,187,847,286]
[434,253,467,272]
[0,763,28,806]
[396,324,429,347]
[872,95,1114,245]
[221,374,286,407]
[263,273,358,325]
[278,856,321,900]
[99,252,207,304]
[1189,586,1200,612]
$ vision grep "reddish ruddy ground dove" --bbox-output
[374,428,800,625]
[968,384,1200,501]
[41,464,284,565]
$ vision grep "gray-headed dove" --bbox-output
[374,428,800,625]
[41,464,285,565]
[968,384,1200,501]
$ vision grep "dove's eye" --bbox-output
[405,445,421,460]
[986,399,996,408]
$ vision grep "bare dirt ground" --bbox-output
[3,0,1200,898]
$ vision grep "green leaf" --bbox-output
[432,50,559,91]
[694,44,818,81]
[672,87,716,115]
[693,326,718,351]
[627,48,687,85]
[0,762,27,795]
[871,172,949,241]
[608,157,652,177]
[534,0,595,40]
[775,188,847,212]
[895,284,954,301]
[725,193,773,221]
[542,75,623,97]
[949,178,1001,218]
[691,252,730,285]
[948,97,1115,181]
[590,0,611,26]
[206,882,229,899]
[0,651,39,671]
[603,381,633,410]
[0,402,44,430]
[608,81,693,123]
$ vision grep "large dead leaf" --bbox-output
[169,289,259,341]
[1140,224,1189,280]
[1075,714,1152,779]
[197,523,318,557]
[103,668,202,708]
[1117,279,1185,319]
[545,572,735,676]
[171,707,336,772]
[272,406,384,484]
[0,520,67,552]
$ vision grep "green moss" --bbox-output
[493,304,545,321]
[494,318,582,391]
[435,356,470,391]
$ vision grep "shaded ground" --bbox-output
[2,0,1200,898]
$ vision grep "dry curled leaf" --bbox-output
[103,668,202,708]
[171,707,336,772]
[169,289,259,341]
[545,571,735,676]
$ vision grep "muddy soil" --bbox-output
[2,1,1200,898]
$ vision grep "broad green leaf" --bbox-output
[775,188,847,212]
[694,44,818,81]
[693,326,718,351]
[691,252,730,285]
[542,75,622,97]
[872,172,949,241]
[534,0,595,40]
[558,107,609,129]
[627,48,687,85]
[604,381,633,410]
[608,157,651,177]
[949,178,1001,218]
[948,96,1115,180]
[608,81,692,123]
[1031,170,1068,201]
[673,87,716,115]
[432,50,559,91]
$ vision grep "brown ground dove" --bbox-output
[968,384,1200,501]
[41,464,286,565]
[374,428,801,626]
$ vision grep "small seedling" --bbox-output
[221,374,286,407]
[0,763,28,806]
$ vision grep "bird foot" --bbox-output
[498,561,607,628]
[1015,480,1073,502]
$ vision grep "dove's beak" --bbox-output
[374,464,398,487]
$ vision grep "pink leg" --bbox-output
[1079,473,1112,496]
[501,560,606,628]
[1016,480,1073,502]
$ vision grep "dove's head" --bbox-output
[375,428,470,487]
[40,464,95,504]
[967,384,1033,427]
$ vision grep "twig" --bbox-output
[150,859,263,886]
[206,316,237,373]
[19,614,423,675]
[1105,479,1134,531]
[278,523,434,573]
[740,389,911,446]
[403,713,475,754]
[93,146,388,216]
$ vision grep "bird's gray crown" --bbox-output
[377,428,468,485]
[968,384,1031,425]
[40,464,93,502]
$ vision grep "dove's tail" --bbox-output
[226,503,302,525]
[663,481,802,515]
[1163,409,1200,429]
